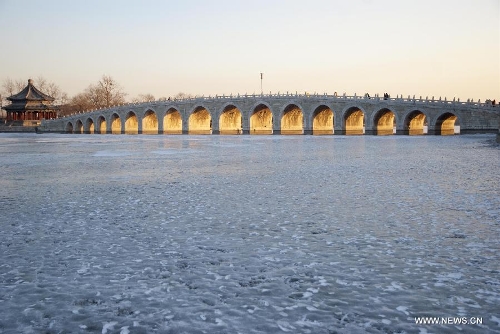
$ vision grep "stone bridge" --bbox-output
[40,93,500,136]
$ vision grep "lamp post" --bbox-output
[260,73,263,95]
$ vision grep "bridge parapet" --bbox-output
[56,93,499,117]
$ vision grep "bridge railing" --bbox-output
[57,92,499,119]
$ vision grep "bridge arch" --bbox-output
[342,105,366,135]
[97,115,106,134]
[434,112,460,135]
[403,109,428,135]
[85,117,95,134]
[110,113,121,134]
[189,106,212,134]
[372,108,397,135]
[65,122,73,134]
[163,107,182,134]
[311,104,334,135]
[281,103,304,134]
[75,120,84,134]
[125,111,138,134]
[219,104,242,134]
[142,109,158,134]
[250,102,273,134]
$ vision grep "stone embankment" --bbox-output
[0,125,37,133]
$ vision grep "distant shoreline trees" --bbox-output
[130,93,156,104]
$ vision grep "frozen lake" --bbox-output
[0,133,499,334]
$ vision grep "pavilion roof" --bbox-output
[3,103,60,111]
[7,79,55,102]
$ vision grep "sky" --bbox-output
[0,0,499,102]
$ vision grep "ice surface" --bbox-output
[0,133,499,333]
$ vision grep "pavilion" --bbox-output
[2,79,59,125]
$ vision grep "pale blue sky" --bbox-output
[0,0,499,101]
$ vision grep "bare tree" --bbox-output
[67,92,93,113]
[1,78,25,97]
[97,75,126,108]
[34,76,68,105]
[66,75,127,113]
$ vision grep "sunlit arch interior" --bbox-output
[98,116,106,134]
[125,112,138,134]
[219,105,242,135]
[344,107,364,135]
[111,113,121,134]
[65,122,73,134]
[312,105,334,135]
[281,104,303,134]
[250,104,273,135]
[86,118,95,134]
[164,108,182,134]
[405,111,426,135]
[75,120,84,134]
[436,112,459,135]
[189,106,212,134]
[374,108,396,135]
[143,110,158,134]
